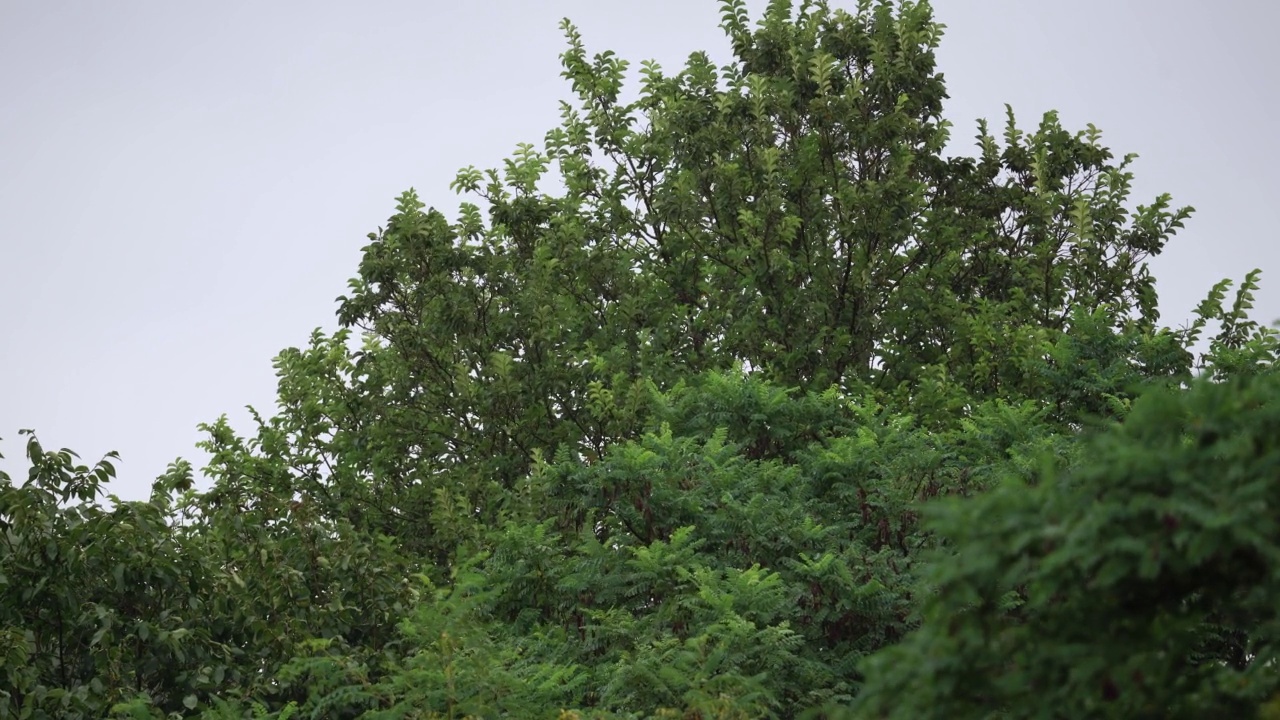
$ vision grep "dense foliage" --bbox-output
[3,1,1278,717]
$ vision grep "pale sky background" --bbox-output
[2,1,1276,501]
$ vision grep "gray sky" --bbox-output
[2,1,1276,501]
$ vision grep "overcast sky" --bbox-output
[2,1,1276,501]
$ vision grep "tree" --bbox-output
[853,369,1280,719]
[209,0,1197,569]
[6,0,1277,718]
[191,0,1262,716]
[0,429,412,719]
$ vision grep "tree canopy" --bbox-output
[4,1,1279,718]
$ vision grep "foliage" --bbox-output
[853,370,1280,719]
[3,0,1278,718]
[0,431,412,719]
[229,0,1198,570]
